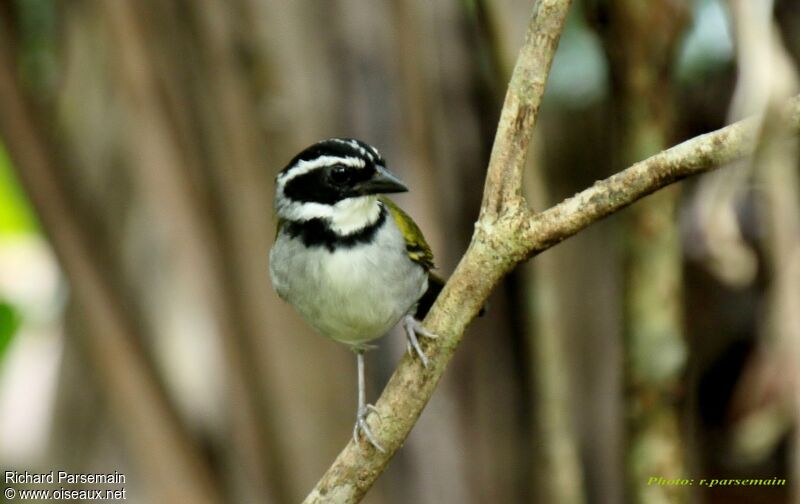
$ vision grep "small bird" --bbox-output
[269,138,442,451]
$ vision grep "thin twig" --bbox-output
[481,0,574,220]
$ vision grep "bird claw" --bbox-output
[403,315,438,368]
[353,404,384,452]
[366,404,381,418]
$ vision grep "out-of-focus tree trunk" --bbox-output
[592,1,690,502]
[724,2,800,500]
[522,139,586,504]
[758,113,800,504]
[536,89,624,504]
[0,11,226,504]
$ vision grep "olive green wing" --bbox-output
[380,196,435,271]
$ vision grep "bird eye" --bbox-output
[329,165,352,184]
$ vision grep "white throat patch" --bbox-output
[278,196,382,235]
[329,197,382,234]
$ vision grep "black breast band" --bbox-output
[283,205,387,252]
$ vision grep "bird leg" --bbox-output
[403,315,438,368]
[353,351,384,452]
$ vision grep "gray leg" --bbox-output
[353,351,384,452]
[402,315,438,368]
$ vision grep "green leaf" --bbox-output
[0,142,38,235]
[0,301,21,361]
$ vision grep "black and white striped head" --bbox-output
[275,138,407,232]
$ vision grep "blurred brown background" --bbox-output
[1,0,799,503]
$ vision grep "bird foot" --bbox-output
[353,404,384,452]
[403,315,438,368]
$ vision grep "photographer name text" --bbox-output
[5,470,126,485]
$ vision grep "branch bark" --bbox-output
[302,0,800,497]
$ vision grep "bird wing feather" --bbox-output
[379,196,435,271]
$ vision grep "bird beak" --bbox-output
[359,165,408,195]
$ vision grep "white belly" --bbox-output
[269,220,428,348]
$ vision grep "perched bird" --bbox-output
[269,138,442,451]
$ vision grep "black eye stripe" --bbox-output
[284,169,341,205]
[278,138,385,205]
[328,164,375,184]
[283,163,379,204]
[329,165,353,183]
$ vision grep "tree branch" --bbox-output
[303,0,800,499]
[481,0,573,220]
[520,96,800,255]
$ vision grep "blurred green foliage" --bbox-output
[548,4,608,108]
[0,143,37,235]
[0,301,21,362]
[16,0,58,97]
[677,0,734,82]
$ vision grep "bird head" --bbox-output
[275,138,407,233]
